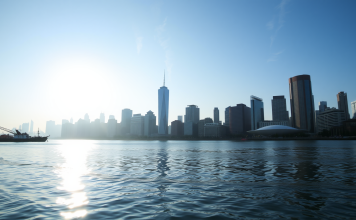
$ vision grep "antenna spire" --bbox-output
[163,70,165,86]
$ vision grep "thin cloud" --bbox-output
[267,50,284,63]
[136,37,143,54]
[267,0,290,47]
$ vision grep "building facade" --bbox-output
[130,114,144,136]
[100,113,105,123]
[228,104,251,135]
[178,116,183,122]
[171,120,184,136]
[352,101,356,119]
[319,101,327,113]
[158,77,169,135]
[144,111,157,137]
[204,123,227,138]
[214,107,219,123]
[121,108,133,135]
[316,108,346,133]
[198,118,213,137]
[272,96,289,121]
[184,105,200,136]
[107,118,117,138]
[337,92,350,120]
[289,74,315,132]
[251,96,264,130]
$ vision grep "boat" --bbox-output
[0,126,49,142]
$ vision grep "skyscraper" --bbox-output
[228,104,251,135]
[30,120,34,134]
[46,120,55,135]
[352,101,356,119]
[121,108,133,135]
[184,105,200,136]
[22,123,29,133]
[100,113,105,123]
[319,101,327,113]
[158,73,169,135]
[251,96,264,130]
[144,111,157,136]
[178,116,183,122]
[337,91,350,120]
[272,96,289,121]
[289,75,315,132]
[84,113,90,123]
[214,107,219,123]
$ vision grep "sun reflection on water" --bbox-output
[55,141,92,219]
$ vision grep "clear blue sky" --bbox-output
[0,0,355,131]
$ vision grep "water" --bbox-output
[0,140,356,219]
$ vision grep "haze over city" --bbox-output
[1,0,355,131]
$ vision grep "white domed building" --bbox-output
[247,125,306,136]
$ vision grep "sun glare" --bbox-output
[55,140,93,219]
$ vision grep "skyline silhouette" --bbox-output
[0,0,355,131]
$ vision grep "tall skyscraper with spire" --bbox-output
[158,72,169,135]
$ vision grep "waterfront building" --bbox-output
[248,125,305,136]
[171,120,184,136]
[228,104,251,135]
[316,108,346,133]
[314,110,320,133]
[319,101,327,113]
[45,120,55,136]
[121,108,133,135]
[158,74,169,135]
[258,120,290,128]
[84,113,90,123]
[184,105,200,136]
[100,113,105,123]
[178,116,183,122]
[130,114,144,136]
[251,96,264,130]
[204,123,227,138]
[272,96,289,121]
[144,111,157,137]
[289,74,315,132]
[337,92,350,120]
[214,107,219,123]
[61,123,75,138]
[107,118,117,138]
[352,101,356,119]
[224,106,231,127]
[198,118,213,137]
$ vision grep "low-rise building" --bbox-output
[204,123,227,138]
[317,108,346,133]
[198,118,213,137]
[171,120,184,136]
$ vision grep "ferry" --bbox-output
[0,126,48,142]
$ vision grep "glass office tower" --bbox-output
[289,74,315,132]
[251,96,264,130]
[158,76,169,135]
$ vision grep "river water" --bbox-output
[0,140,355,219]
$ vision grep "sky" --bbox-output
[0,0,355,132]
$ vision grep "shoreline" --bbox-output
[49,137,356,141]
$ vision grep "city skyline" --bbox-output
[1,0,355,131]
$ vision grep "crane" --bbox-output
[0,126,18,135]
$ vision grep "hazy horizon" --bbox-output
[1,0,355,131]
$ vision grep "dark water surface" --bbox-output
[0,140,356,219]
